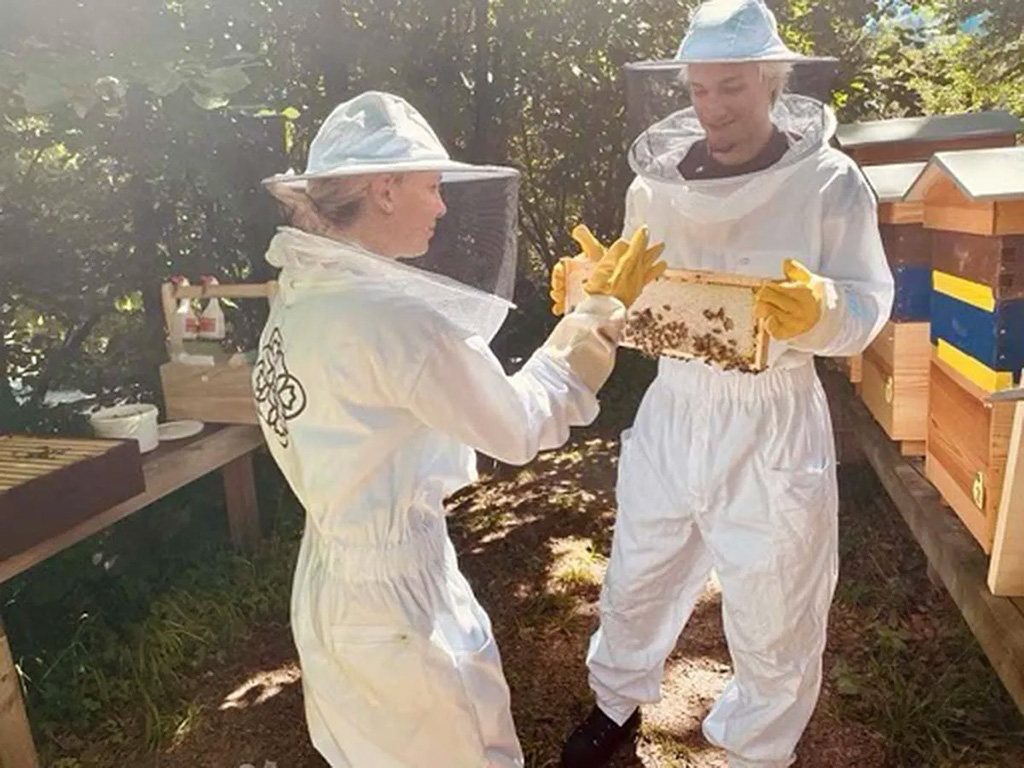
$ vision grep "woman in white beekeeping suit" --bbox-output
[252,90,665,768]
[555,2,895,767]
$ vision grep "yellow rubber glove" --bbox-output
[754,258,825,340]
[584,226,667,309]
[549,224,606,316]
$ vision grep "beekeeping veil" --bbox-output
[262,90,519,342]
[623,0,839,142]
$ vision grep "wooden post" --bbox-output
[222,453,260,552]
[988,397,1024,595]
[0,615,39,768]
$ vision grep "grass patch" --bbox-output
[1,455,301,764]
[828,463,1024,767]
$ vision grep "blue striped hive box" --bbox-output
[931,271,1024,392]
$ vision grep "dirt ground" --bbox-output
[96,426,1024,768]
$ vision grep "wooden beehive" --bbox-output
[0,435,145,560]
[835,110,1021,167]
[907,146,1024,237]
[907,147,1024,393]
[565,262,770,372]
[158,281,276,425]
[844,162,932,387]
[931,273,1024,389]
[931,231,1024,301]
[864,161,933,321]
[859,320,930,456]
[926,353,1016,553]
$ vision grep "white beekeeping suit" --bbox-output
[252,91,662,768]
[561,2,895,768]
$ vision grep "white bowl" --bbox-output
[89,403,160,453]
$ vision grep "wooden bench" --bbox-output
[0,424,264,768]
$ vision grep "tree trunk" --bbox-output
[124,85,169,409]
[469,0,494,163]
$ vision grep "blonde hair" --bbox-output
[268,176,373,236]
[679,61,793,105]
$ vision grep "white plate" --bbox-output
[158,420,205,441]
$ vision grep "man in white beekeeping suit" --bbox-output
[254,90,665,768]
[554,2,895,766]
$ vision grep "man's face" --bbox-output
[687,63,775,161]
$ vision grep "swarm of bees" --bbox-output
[624,301,760,373]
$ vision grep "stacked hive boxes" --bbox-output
[833,111,1021,393]
[905,146,1024,552]
[858,161,931,456]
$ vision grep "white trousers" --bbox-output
[587,359,839,768]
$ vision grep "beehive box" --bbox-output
[932,231,1024,301]
[859,320,930,456]
[907,146,1024,238]
[906,147,1024,393]
[843,161,932,386]
[835,110,1021,167]
[0,435,145,560]
[926,353,1016,552]
[159,281,276,425]
[865,161,933,321]
[931,273,1024,390]
[565,263,770,371]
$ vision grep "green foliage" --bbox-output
[0,458,301,758]
[3,0,1022,433]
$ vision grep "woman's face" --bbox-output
[383,171,447,257]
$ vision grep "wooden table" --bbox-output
[825,368,1024,715]
[0,424,265,768]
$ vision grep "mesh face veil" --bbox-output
[262,91,521,341]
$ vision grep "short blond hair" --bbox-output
[679,61,793,105]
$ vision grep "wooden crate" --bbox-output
[160,359,259,424]
[0,435,144,560]
[159,281,276,425]
[565,263,770,371]
[926,353,1016,552]
[860,321,930,454]
[931,230,1024,301]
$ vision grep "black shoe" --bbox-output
[560,705,641,768]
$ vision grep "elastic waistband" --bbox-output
[304,513,449,581]
[655,357,819,404]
